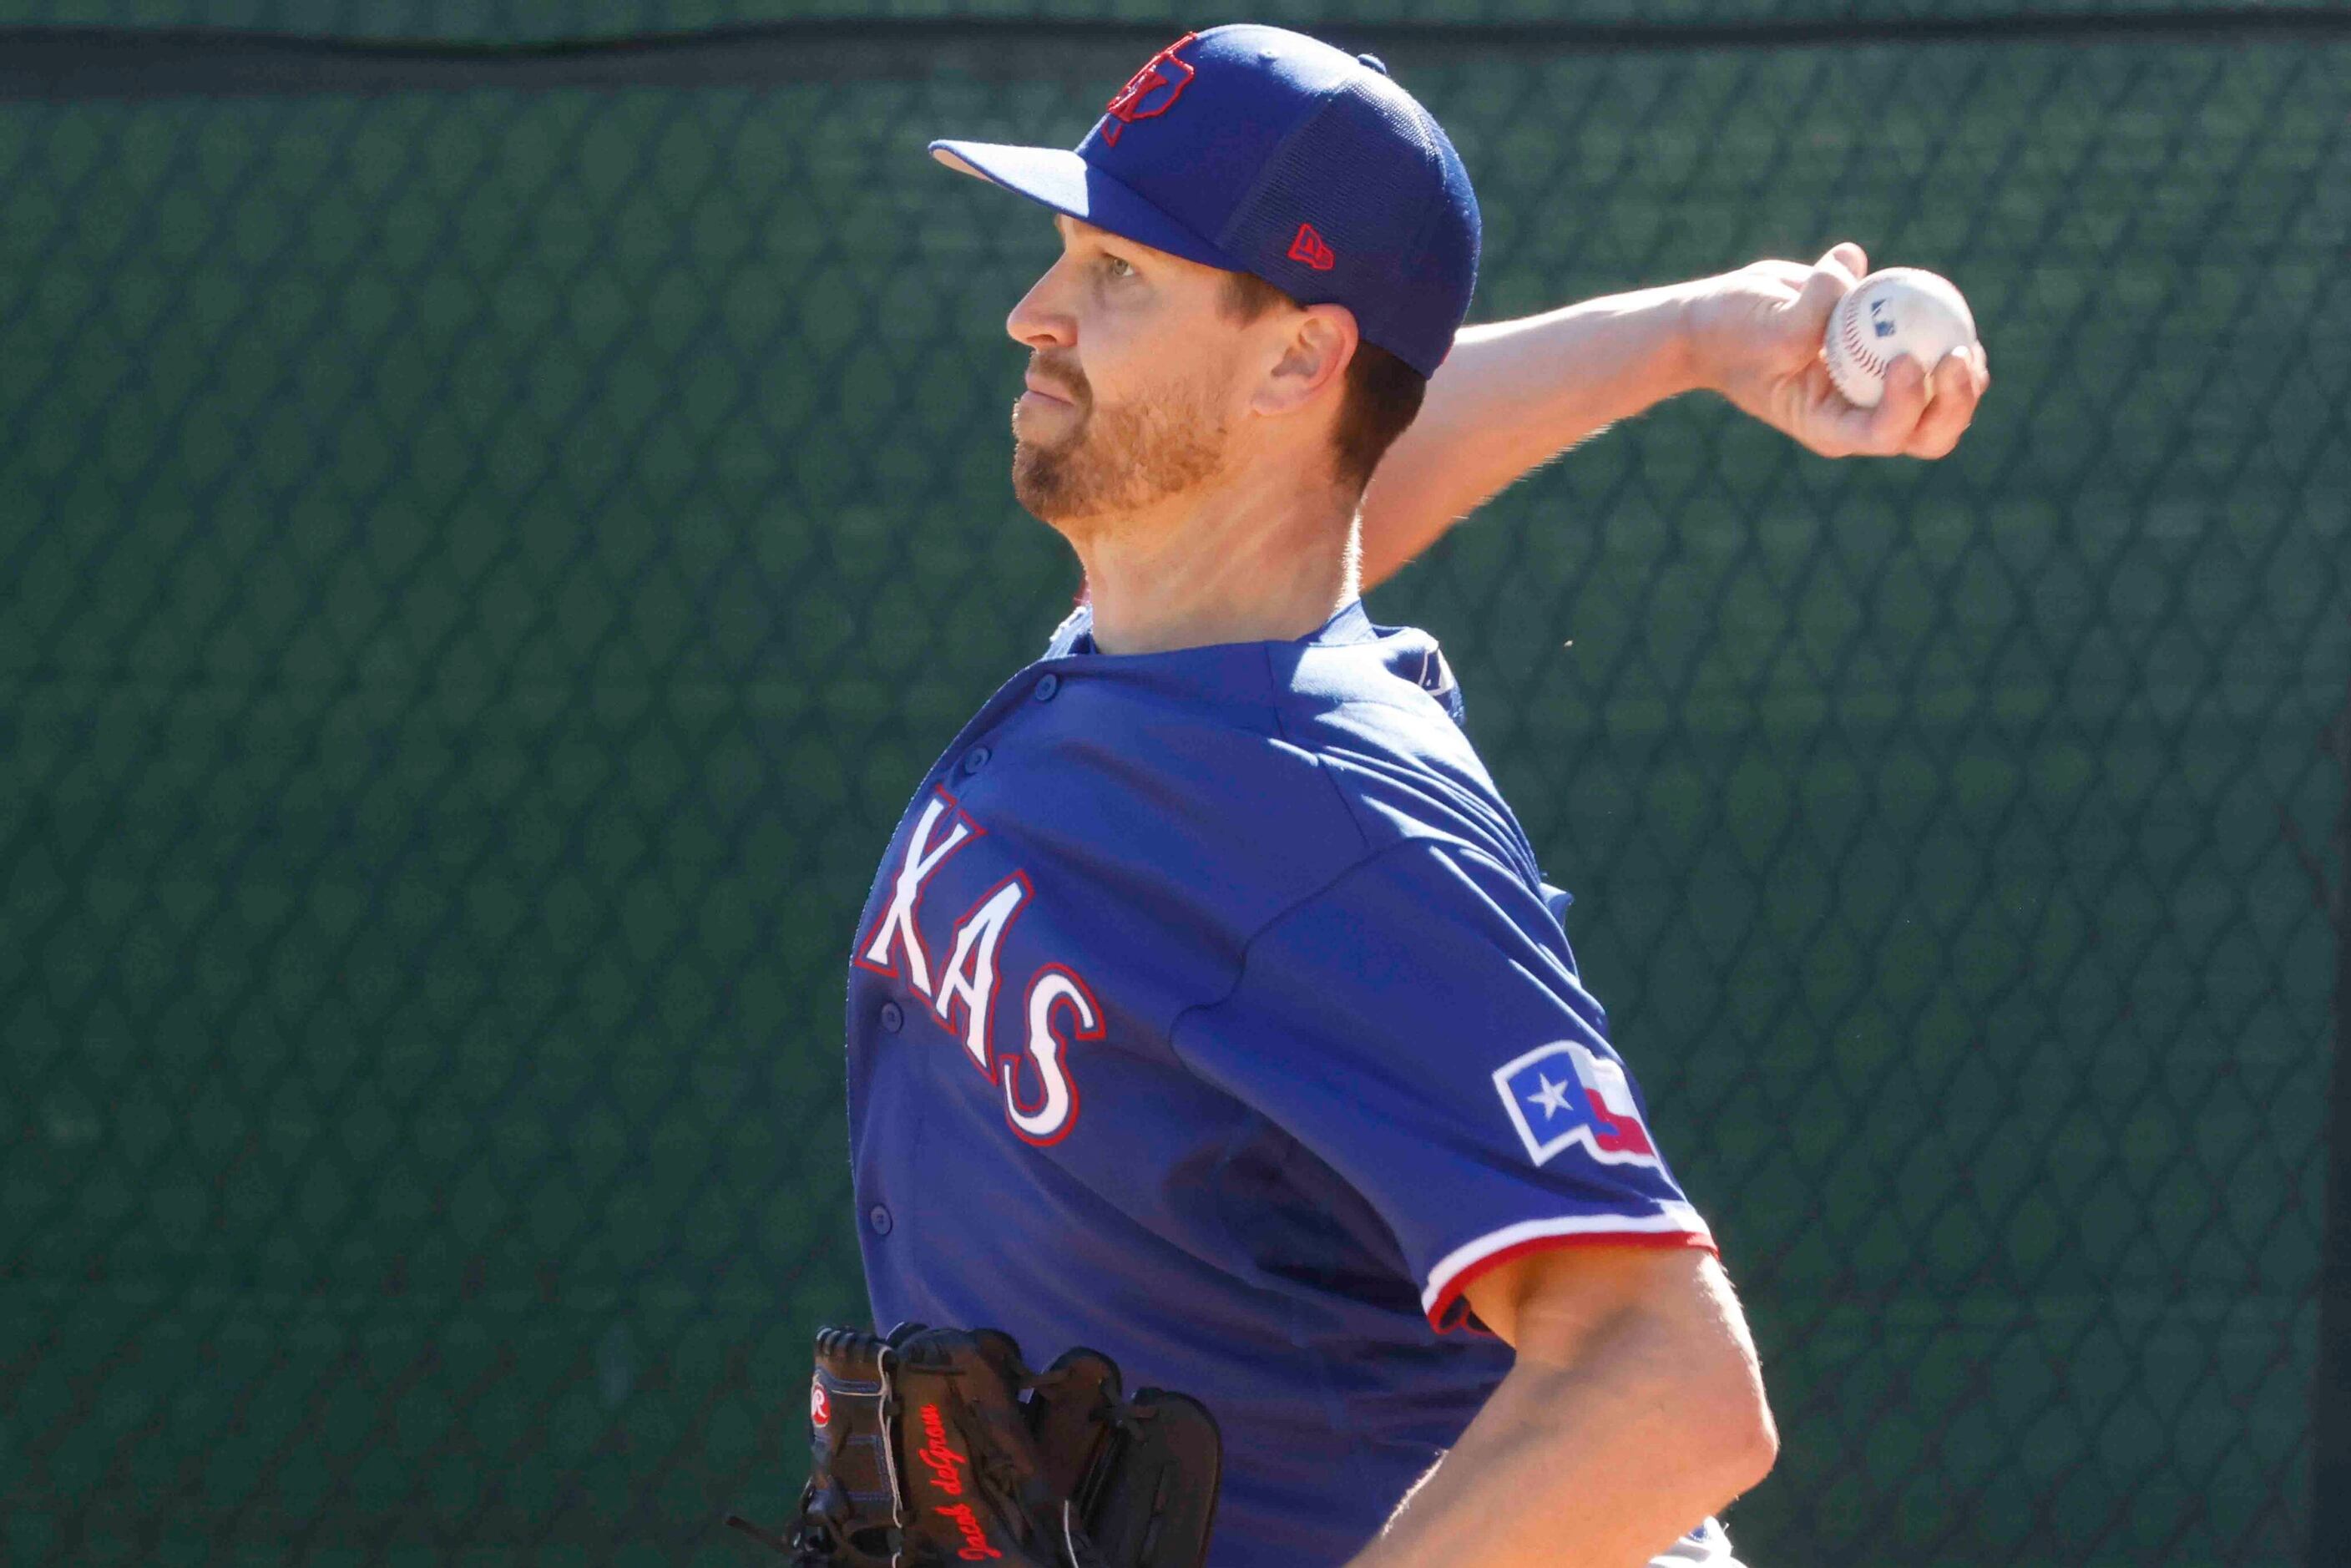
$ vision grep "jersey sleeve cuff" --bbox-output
[1421,1204,1718,1335]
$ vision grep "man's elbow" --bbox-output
[1676,1328,1779,1499]
[1476,1244,1779,1508]
[1722,1378,1780,1496]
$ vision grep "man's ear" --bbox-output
[1251,303,1358,417]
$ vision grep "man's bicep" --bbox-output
[1393,1246,1777,1568]
[1463,1240,1724,1357]
[1467,1242,1776,1478]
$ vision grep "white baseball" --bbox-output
[1823,267,1977,409]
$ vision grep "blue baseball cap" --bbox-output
[929,24,1480,377]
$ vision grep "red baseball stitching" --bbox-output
[1839,308,1888,378]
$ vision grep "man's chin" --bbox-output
[1011,472,1109,530]
[1012,441,1085,518]
[1010,480,1086,526]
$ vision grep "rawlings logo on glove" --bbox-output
[726,1323,1221,1568]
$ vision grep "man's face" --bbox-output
[1004,215,1253,529]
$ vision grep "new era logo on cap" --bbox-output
[1287,223,1336,271]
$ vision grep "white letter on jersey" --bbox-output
[1003,966,1102,1146]
[933,874,1029,1073]
[856,793,975,998]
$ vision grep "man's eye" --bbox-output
[1102,255,1135,280]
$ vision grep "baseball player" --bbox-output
[842,23,1984,1568]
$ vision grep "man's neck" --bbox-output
[1063,473,1363,656]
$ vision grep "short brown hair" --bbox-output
[1219,271,1428,496]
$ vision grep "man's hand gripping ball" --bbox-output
[1688,242,1990,460]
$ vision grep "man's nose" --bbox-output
[1006,257,1076,350]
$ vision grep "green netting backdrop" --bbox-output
[3,0,2346,40]
[3,9,2346,1568]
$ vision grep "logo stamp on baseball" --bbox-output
[1823,266,1978,409]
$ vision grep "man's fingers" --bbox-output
[1903,348,1982,458]
[1863,356,1932,453]
[1802,336,1988,461]
[1790,242,1868,331]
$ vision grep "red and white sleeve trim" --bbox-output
[1420,1204,1716,1333]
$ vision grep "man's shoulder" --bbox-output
[1272,635,1542,889]
[1019,604,1542,906]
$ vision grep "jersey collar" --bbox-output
[1043,598,1463,726]
[1053,597,1378,657]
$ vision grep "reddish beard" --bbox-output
[1011,379,1226,525]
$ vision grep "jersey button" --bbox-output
[878,1001,904,1033]
[959,746,991,776]
[1034,674,1060,702]
[867,1204,893,1237]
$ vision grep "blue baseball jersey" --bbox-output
[843,599,1715,1568]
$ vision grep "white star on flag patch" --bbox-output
[1492,1039,1661,1169]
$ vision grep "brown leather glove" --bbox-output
[727,1323,1219,1568]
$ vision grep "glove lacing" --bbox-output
[725,1475,833,1560]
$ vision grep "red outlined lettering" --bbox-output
[931,872,1031,1075]
[1002,964,1101,1146]
[853,789,981,998]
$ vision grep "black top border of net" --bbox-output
[5,11,2350,101]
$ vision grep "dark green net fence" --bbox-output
[3,8,2347,1567]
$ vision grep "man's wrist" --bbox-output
[1671,275,1734,399]
[1587,278,1714,406]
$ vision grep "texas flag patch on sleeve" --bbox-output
[1492,1038,1661,1169]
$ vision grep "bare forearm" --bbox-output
[1358,281,1705,588]
[1347,1373,1757,1568]
[1347,1265,1775,1568]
